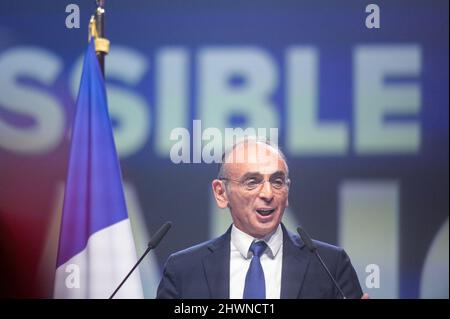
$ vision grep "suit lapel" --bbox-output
[280,224,311,299]
[201,224,310,299]
[202,227,231,298]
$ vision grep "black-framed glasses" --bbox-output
[219,175,290,192]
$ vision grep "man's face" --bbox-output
[214,142,289,238]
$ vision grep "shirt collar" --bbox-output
[231,224,283,259]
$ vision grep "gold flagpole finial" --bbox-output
[89,15,110,55]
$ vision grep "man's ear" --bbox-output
[212,179,229,209]
[285,183,290,207]
[286,190,289,207]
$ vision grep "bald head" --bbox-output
[217,139,288,179]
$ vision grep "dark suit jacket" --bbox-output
[157,224,363,299]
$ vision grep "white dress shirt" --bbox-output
[229,224,283,299]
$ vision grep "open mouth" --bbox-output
[256,208,275,216]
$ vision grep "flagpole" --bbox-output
[95,0,106,75]
[89,0,109,77]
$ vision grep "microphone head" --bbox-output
[297,226,317,252]
[148,221,172,249]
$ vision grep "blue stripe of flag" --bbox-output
[56,40,129,267]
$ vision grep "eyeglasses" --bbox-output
[219,175,290,192]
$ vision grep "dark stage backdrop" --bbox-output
[0,0,448,298]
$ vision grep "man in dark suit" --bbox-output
[157,139,365,299]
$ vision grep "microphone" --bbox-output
[109,221,172,299]
[296,226,346,299]
[147,221,172,249]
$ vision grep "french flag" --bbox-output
[54,40,143,298]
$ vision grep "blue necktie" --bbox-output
[243,241,267,299]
